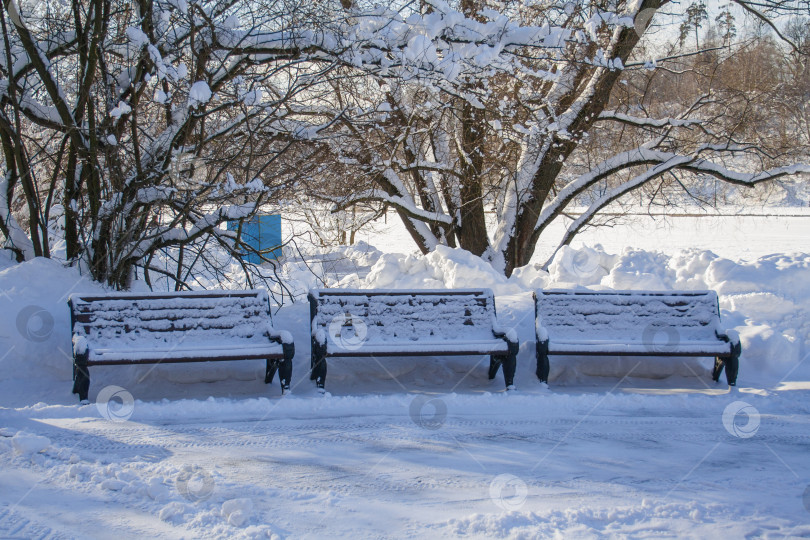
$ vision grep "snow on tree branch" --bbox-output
[330,189,454,225]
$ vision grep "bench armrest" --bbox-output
[72,334,88,356]
[716,328,740,346]
[535,320,549,343]
[492,325,518,345]
[266,328,294,345]
[311,325,327,346]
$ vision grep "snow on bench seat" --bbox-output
[316,340,511,357]
[308,289,518,392]
[68,290,294,401]
[87,345,287,364]
[546,340,733,355]
[533,289,740,386]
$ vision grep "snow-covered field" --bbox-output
[2,212,810,539]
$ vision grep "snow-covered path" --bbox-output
[3,390,809,538]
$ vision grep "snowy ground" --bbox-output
[3,392,810,538]
[2,211,810,538]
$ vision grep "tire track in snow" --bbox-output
[0,506,73,540]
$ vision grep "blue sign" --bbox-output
[227,214,282,264]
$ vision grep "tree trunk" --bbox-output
[64,150,81,262]
[455,100,489,256]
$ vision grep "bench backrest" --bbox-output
[534,289,722,343]
[69,290,275,348]
[309,289,500,347]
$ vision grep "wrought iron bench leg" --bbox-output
[313,357,327,389]
[488,356,501,380]
[279,342,294,392]
[72,352,90,402]
[489,355,514,385]
[310,338,318,380]
[310,339,327,389]
[711,357,725,383]
[536,339,550,383]
[490,338,518,388]
[265,360,278,384]
[502,343,518,388]
[278,359,292,393]
[725,341,741,386]
[714,341,741,387]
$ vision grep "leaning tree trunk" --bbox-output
[500,9,653,276]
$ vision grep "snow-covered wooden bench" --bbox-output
[534,289,741,386]
[68,290,295,401]
[308,289,519,392]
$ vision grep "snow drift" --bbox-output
[0,243,808,406]
[358,244,810,384]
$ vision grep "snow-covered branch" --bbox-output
[330,189,453,225]
[597,111,705,129]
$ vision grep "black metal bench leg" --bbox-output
[536,339,550,383]
[725,341,741,386]
[278,342,294,393]
[310,338,319,381]
[725,356,739,387]
[313,355,327,390]
[265,360,278,384]
[278,359,292,393]
[502,351,517,389]
[488,356,501,380]
[711,357,725,383]
[310,340,327,390]
[72,354,90,402]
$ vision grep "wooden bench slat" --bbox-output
[71,291,266,302]
[313,289,492,297]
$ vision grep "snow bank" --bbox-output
[703,253,810,379]
[603,249,675,290]
[590,248,810,382]
[158,501,187,523]
[546,245,616,286]
[8,386,808,425]
[0,257,308,406]
[442,499,764,538]
[348,244,810,384]
[221,498,253,527]
[363,245,522,294]
[0,249,15,271]
[0,257,104,382]
[282,241,384,294]
[11,432,50,455]
[0,243,808,400]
